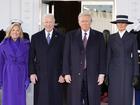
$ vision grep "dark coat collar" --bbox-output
[75,28,96,50]
[41,29,60,49]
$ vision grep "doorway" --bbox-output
[42,1,81,33]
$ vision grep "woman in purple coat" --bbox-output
[0,23,30,105]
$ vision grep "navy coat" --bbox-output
[107,31,139,105]
[29,29,64,105]
[63,28,106,105]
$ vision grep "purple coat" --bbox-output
[0,38,30,105]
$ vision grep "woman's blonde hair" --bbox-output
[5,23,23,38]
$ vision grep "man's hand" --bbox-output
[64,75,71,83]
[58,75,65,83]
[97,74,105,85]
[30,74,38,84]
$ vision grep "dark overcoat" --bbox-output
[29,29,64,105]
[107,31,139,105]
[63,28,106,105]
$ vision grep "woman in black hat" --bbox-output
[107,15,139,105]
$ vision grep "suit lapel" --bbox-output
[122,31,128,40]
[75,29,97,50]
[116,32,121,39]
[86,29,95,49]
[117,31,129,43]
[48,30,59,48]
[113,32,124,47]
[40,29,49,49]
[41,29,59,50]
[75,29,84,50]
[117,31,128,39]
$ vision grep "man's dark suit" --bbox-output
[29,29,64,105]
[63,28,106,105]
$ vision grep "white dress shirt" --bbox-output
[82,29,90,40]
[45,30,53,39]
[119,30,126,38]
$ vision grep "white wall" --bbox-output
[0,0,41,36]
[0,0,41,105]
[0,0,11,30]
[0,0,140,38]
[21,0,42,36]
[0,0,140,105]
[115,0,140,32]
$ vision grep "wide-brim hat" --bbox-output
[111,15,133,24]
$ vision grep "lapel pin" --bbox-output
[55,35,58,38]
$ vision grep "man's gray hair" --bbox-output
[43,14,55,22]
[78,11,92,22]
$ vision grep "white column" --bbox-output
[10,0,21,19]
[21,0,41,36]
[115,0,129,15]
[127,0,140,31]
[33,0,42,32]
[0,0,11,30]
[21,0,41,105]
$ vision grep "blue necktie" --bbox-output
[47,33,51,44]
